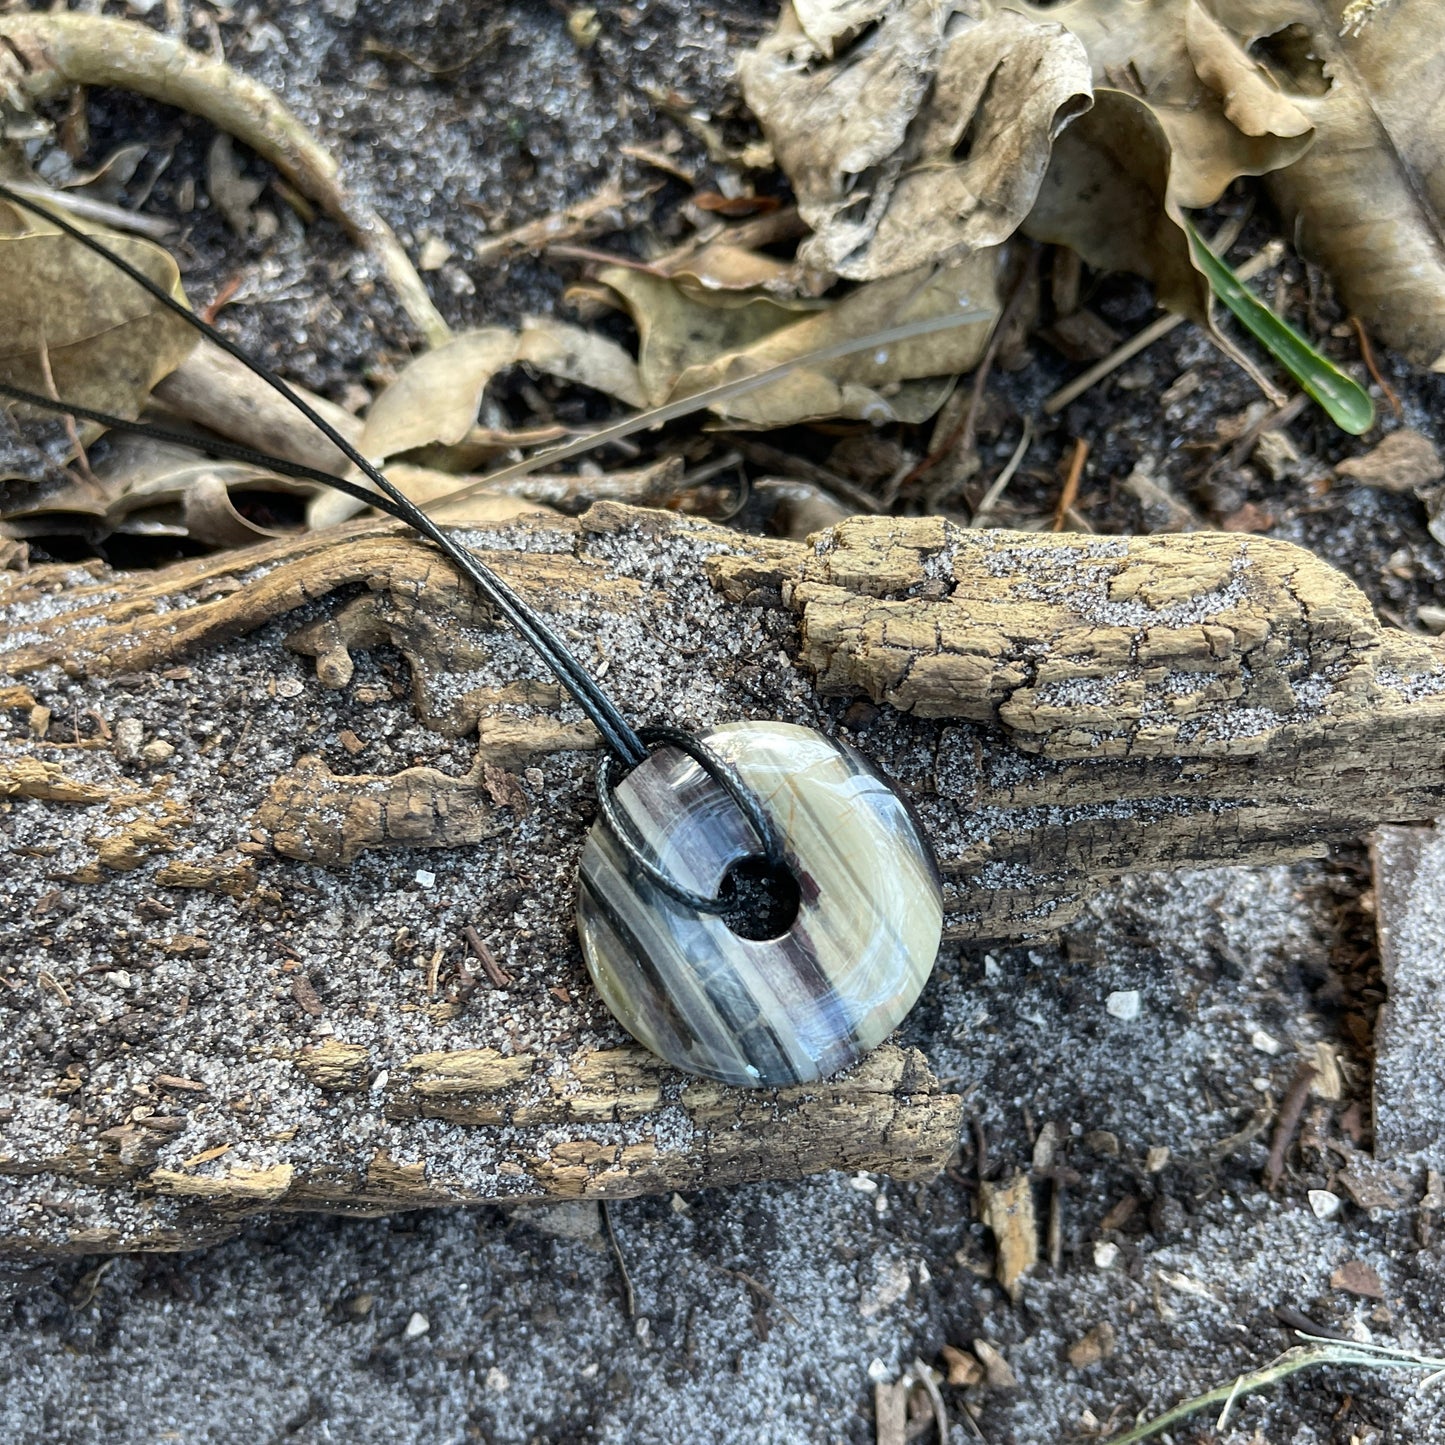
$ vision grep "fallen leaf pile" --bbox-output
[743,0,1445,368]
[4,0,1445,556]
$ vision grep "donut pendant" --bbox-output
[576,721,943,1087]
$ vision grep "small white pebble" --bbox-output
[983,954,1001,980]
[485,1366,509,1392]
[104,971,131,989]
[1309,1189,1343,1220]
[917,1260,931,1286]
[580,1362,599,1379]
[414,869,436,889]
[1252,1076,1272,1092]
[1106,990,1141,1021]
[867,1358,891,1382]
[275,677,304,699]
[849,1173,878,1194]
[634,1316,651,1343]
[1093,1241,1121,1270]
[1251,1029,1282,1055]
[669,1193,690,1214]
[371,1070,389,1092]
[404,1312,430,1339]
[1145,1146,1171,1173]
[874,1193,890,1216]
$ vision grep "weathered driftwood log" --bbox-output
[3,505,1443,1254]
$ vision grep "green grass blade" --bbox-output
[1186,220,1375,435]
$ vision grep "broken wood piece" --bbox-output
[5,505,1445,1252]
[1370,824,1445,1167]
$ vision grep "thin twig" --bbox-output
[600,1200,637,1319]
[1052,437,1089,532]
[34,331,97,492]
[907,1357,951,1445]
[1043,242,1284,416]
[724,1269,801,1326]
[1350,315,1402,420]
[461,926,512,988]
[969,418,1033,528]
[1227,392,1310,468]
[1264,1062,1317,1191]
[906,250,1039,504]
[0,179,173,239]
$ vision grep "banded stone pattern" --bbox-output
[576,721,942,1087]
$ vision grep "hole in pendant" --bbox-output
[715,854,801,942]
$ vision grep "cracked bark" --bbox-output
[3,504,1442,1253]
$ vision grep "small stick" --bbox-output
[462,926,512,988]
[971,1114,990,1182]
[200,272,245,326]
[903,250,1038,498]
[0,179,173,239]
[1264,1062,1317,1191]
[969,417,1033,528]
[600,1200,637,1319]
[724,1268,801,1326]
[1052,437,1089,531]
[1227,392,1309,468]
[908,1357,951,1445]
[1349,315,1402,420]
[34,331,97,492]
[1048,1176,1064,1272]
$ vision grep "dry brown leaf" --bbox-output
[1258,0,1445,368]
[597,267,816,407]
[1336,429,1444,493]
[0,199,197,424]
[1329,1259,1385,1299]
[600,254,999,428]
[359,318,645,463]
[740,2,1091,281]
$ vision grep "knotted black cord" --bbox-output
[0,182,649,769]
[594,726,786,915]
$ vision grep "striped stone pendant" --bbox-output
[576,721,942,1087]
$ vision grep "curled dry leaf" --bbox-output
[0,199,196,424]
[0,434,314,547]
[743,1,1314,322]
[1258,0,1445,369]
[359,318,646,463]
[740,1,1092,281]
[338,458,670,529]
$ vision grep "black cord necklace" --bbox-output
[0,182,946,1089]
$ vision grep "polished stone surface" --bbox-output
[576,721,943,1087]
